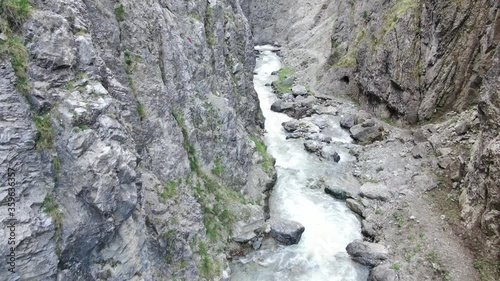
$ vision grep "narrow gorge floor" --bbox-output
[230,46,368,281]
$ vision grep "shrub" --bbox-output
[1,0,31,27]
[0,36,29,94]
[34,113,54,150]
[114,4,126,22]
[250,137,275,173]
[137,103,145,120]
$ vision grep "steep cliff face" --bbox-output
[243,0,499,277]
[0,0,274,280]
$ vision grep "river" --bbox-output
[230,46,368,281]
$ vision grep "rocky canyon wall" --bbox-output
[0,0,274,280]
[243,0,499,275]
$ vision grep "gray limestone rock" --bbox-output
[359,183,391,201]
[346,199,365,218]
[291,84,308,96]
[369,264,399,281]
[270,219,305,245]
[346,240,388,267]
[304,140,323,153]
[320,146,341,162]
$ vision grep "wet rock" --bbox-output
[304,140,323,152]
[340,115,356,129]
[286,132,304,139]
[325,186,349,200]
[271,99,293,112]
[291,84,308,96]
[369,264,399,281]
[270,219,305,245]
[346,199,365,217]
[359,183,391,201]
[350,123,383,144]
[282,120,300,132]
[346,240,388,267]
[320,146,340,162]
[307,133,332,144]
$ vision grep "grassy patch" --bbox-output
[0,37,29,94]
[53,156,61,181]
[114,4,126,22]
[392,262,401,270]
[379,0,419,40]
[204,6,215,47]
[41,193,63,255]
[211,155,224,177]
[34,113,54,150]
[160,181,177,201]
[474,258,500,281]
[172,110,199,172]
[137,103,145,120]
[198,241,219,279]
[393,212,404,228]
[381,116,396,126]
[1,0,31,27]
[250,137,275,174]
[272,66,295,94]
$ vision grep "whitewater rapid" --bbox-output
[230,46,368,281]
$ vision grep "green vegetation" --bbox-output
[172,110,199,172]
[160,181,177,200]
[474,258,500,281]
[114,4,126,22]
[41,193,63,255]
[53,156,61,181]
[380,0,419,40]
[0,37,29,94]
[198,241,218,279]
[137,103,146,120]
[381,116,396,126]
[123,50,140,74]
[34,113,54,150]
[204,6,215,47]
[393,212,404,228]
[211,155,224,177]
[250,137,275,174]
[392,262,401,270]
[0,0,31,94]
[272,66,295,94]
[1,0,31,27]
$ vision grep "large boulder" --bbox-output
[350,121,383,143]
[346,240,388,267]
[270,219,305,245]
[271,99,293,112]
[346,199,365,217]
[369,264,399,281]
[304,140,323,152]
[359,183,391,201]
[340,115,356,129]
[282,120,300,132]
[291,84,308,96]
[320,146,340,162]
[325,186,349,200]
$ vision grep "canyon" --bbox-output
[0,0,498,280]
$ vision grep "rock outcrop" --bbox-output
[0,1,275,280]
